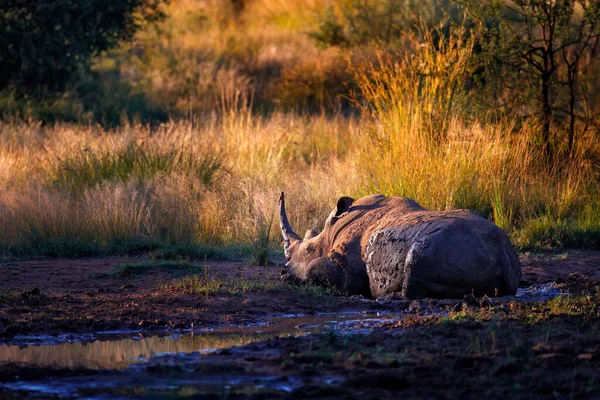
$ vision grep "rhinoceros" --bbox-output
[279,193,521,299]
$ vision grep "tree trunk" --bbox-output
[541,70,553,161]
[568,78,576,155]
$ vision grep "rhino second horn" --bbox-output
[279,192,301,258]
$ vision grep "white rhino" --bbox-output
[279,193,521,299]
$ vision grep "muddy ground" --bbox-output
[1,251,600,399]
[0,257,395,337]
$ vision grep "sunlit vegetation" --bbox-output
[0,0,599,258]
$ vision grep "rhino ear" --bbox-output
[335,196,354,217]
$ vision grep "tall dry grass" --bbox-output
[0,6,599,258]
[349,25,600,248]
[103,0,347,117]
[1,102,598,258]
[0,111,359,257]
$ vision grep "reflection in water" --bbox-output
[0,312,392,398]
[0,283,565,371]
[0,285,566,398]
[0,311,399,370]
[0,332,280,370]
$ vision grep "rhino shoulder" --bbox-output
[352,194,386,206]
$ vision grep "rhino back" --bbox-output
[329,196,426,249]
[365,210,521,299]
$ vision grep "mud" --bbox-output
[0,257,394,338]
[0,250,599,399]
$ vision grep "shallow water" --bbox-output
[0,283,566,398]
[0,311,397,398]
[0,311,400,370]
[2,374,345,399]
[514,282,565,302]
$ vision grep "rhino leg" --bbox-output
[304,257,345,292]
[365,228,408,299]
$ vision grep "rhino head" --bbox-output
[278,192,355,289]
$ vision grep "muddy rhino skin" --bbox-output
[279,193,521,299]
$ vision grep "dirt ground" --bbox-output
[1,251,600,399]
[0,256,394,338]
[0,251,599,338]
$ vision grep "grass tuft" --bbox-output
[161,272,278,296]
[248,213,274,266]
[50,142,222,194]
[161,269,336,297]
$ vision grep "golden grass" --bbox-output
[347,25,600,248]
[99,0,349,117]
[0,2,598,257]
[0,113,359,256]
[0,103,598,257]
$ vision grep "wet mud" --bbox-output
[0,251,599,398]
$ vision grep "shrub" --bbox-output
[0,0,165,94]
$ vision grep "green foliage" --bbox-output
[0,0,166,94]
[76,68,169,125]
[310,0,409,48]
[0,82,167,126]
[0,89,88,123]
[50,143,222,193]
[310,0,465,48]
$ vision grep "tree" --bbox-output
[458,0,600,158]
[0,0,165,94]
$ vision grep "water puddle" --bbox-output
[0,283,566,398]
[0,311,400,370]
[2,374,344,399]
[514,282,565,302]
[0,311,396,398]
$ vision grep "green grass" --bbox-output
[50,143,222,194]
[0,238,245,261]
[149,243,248,261]
[160,273,279,295]
[436,289,600,327]
[248,215,275,266]
[515,212,600,250]
[161,270,336,297]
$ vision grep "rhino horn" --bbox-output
[279,192,301,258]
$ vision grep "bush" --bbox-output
[0,0,165,94]
[309,0,462,48]
[310,0,408,48]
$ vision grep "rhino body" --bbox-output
[279,193,521,299]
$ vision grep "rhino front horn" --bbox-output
[279,192,300,258]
